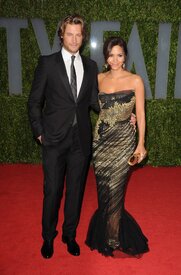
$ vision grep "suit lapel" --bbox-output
[77,55,89,102]
[56,51,75,101]
[56,52,89,102]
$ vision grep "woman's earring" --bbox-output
[122,62,125,69]
[103,63,109,71]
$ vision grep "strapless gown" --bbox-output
[85,91,149,257]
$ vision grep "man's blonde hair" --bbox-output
[58,14,87,45]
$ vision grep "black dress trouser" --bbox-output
[41,125,90,241]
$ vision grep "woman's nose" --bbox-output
[113,56,118,62]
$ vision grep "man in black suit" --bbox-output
[28,14,99,259]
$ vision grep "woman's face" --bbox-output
[107,45,125,70]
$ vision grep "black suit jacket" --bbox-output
[28,51,99,156]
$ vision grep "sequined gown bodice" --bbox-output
[94,90,136,142]
[86,91,149,257]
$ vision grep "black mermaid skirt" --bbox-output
[85,120,149,257]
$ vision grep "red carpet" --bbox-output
[0,164,181,275]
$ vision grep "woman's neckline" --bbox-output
[99,90,135,95]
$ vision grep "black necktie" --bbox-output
[70,55,77,101]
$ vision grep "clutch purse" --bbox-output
[128,154,140,166]
[128,152,147,166]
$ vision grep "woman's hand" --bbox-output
[130,113,136,130]
[133,144,147,163]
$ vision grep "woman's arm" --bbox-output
[134,75,147,162]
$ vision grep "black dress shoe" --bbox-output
[62,236,80,256]
[41,240,54,259]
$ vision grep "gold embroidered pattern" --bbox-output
[94,96,135,141]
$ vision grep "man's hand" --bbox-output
[130,113,136,130]
[37,135,42,144]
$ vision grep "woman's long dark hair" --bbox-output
[103,36,128,63]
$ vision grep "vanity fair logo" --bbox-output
[0,18,180,99]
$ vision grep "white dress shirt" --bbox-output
[61,47,84,96]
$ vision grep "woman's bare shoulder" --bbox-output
[131,73,143,83]
[98,72,108,83]
[126,72,143,86]
[130,74,145,94]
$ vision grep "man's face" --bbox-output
[62,23,83,54]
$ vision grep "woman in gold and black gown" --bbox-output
[86,37,149,257]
